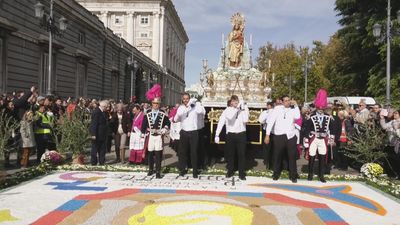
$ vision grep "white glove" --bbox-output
[189,98,197,107]
[214,136,220,143]
[239,101,247,110]
[160,128,167,135]
[303,138,309,148]
[133,127,141,135]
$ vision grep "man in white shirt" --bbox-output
[265,95,301,183]
[174,93,206,178]
[259,101,274,169]
[215,95,249,180]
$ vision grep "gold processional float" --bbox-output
[200,13,272,146]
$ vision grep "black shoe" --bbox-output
[291,178,297,183]
[156,173,161,179]
[319,176,326,183]
[179,171,186,177]
[307,174,313,181]
[226,172,234,178]
[239,175,246,181]
[147,171,154,176]
[193,174,198,179]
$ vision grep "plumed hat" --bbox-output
[314,89,328,109]
[145,84,162,103]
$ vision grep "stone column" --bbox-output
[152,11,160,63]
[101,11,109,28]
[159,7,165,66]
[126,11,134,45]
[132,12,137,46]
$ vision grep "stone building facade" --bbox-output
[0,0,170,103]
[77,0,188,105]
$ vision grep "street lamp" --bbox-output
[303,54,312,103]
[127,56,138,99]
[285,74,296,99]
[34,0,68,96]
[372,0,400,105]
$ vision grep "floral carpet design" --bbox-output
[0,171,399,225]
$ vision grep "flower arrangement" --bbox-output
[360,163,384,179]
[41,150,64,165]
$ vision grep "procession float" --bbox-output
[199,13,273,160]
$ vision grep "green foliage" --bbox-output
[0,109,20,157]
[256,42,330,103]
[335,0,400,106]
[345,121,388,164]
[55,110,91,157]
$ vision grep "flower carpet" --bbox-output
[0,171,400,225]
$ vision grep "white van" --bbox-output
[327,96,376,108]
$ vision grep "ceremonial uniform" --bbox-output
[141,108,170,177]
[304,89,334,183]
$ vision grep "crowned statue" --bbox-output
[200,13,272,107]
[228,13,245,68]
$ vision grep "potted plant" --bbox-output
[0,109,20,179]
[55,109,91,165]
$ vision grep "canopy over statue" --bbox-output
[200,13,272,108]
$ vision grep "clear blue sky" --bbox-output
[173,0,340,86]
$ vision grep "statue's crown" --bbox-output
[231,12,245,26]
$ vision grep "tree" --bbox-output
[335,0,400,107]
[0,109,19,169]
[256,42,330,103]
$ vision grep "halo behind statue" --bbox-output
[231,12,245,27]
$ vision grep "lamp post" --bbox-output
[285,74,296,99]
[372,0,400,105]
[34,0,68,96]
[127,56,138,99]
[303,54,311,103]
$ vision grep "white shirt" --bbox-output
[169,121,181,140]
[258,109,271,130]
[215,110,227,136]
[266,105,301,139]
[174,102,205,132]
[216,105,249,136]
[197,108,206,130]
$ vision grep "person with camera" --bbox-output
[174,93,205,178]
[264,95,300,183]
[215,95,249,180]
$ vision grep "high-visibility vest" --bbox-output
[35,111,53,134]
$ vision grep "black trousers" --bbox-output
[148,151,162,172]
[91,140,106,165]
[226,132,246,176]
[262,131,274,170]
[197,128,206,169]
[178,130,199,175]
[272,134,297,179]
[35,134,51,163]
